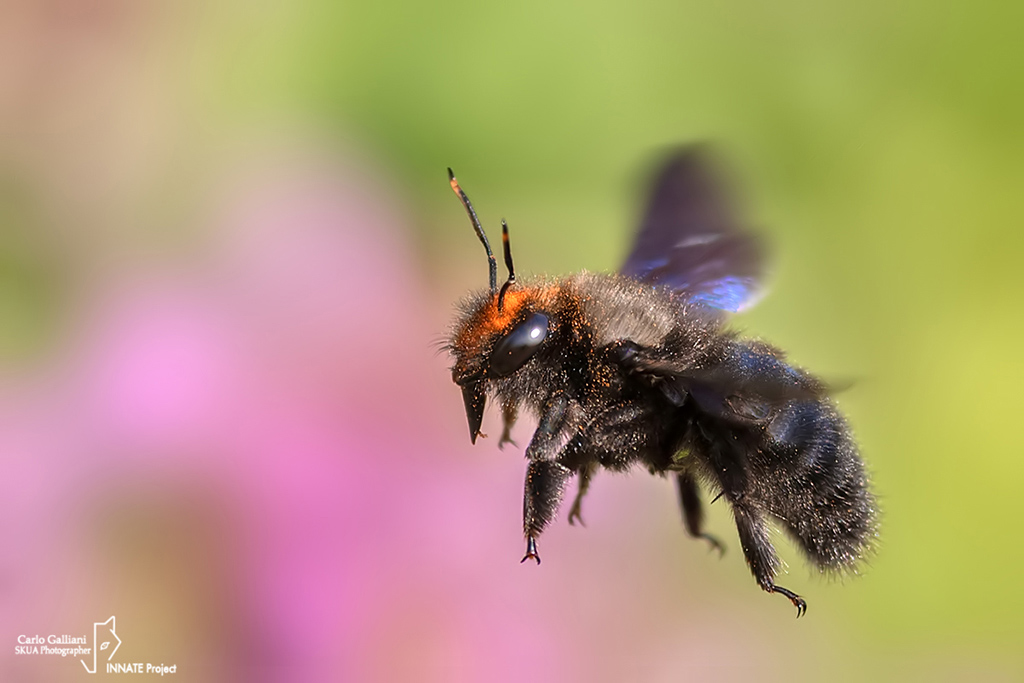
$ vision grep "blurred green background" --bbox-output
[2,0,1022,681]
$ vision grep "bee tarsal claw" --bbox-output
[520,536,541,565]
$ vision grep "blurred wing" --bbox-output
[621,146,768,313]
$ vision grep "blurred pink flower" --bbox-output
[0,153,574,682]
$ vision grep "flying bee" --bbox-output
[445,148,876,616]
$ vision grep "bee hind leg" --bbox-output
[731,501,807,618]
[675,472,725,555]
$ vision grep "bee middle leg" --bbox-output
[675,472,725,555]
[567,462,596,526]
[731,501,807,617]
[521,460,573,564]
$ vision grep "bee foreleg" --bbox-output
[567,462,597,526]
[499,402,519,449]
[521,460,573,564]
[675,472,725,555]
[731,502,807,617]
[520,393,589,562]
[524,393,584,461]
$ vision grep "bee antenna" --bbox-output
[497,219,516,312]
[448,168,497,293]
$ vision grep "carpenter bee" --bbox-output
[445,148,876,617]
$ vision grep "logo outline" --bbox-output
[80,616,120,674]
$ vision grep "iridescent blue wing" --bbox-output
[621,147,768,313]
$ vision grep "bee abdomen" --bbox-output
[764,400,877,570]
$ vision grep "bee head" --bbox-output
[447,168,554,442]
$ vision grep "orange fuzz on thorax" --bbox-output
[455,284,559,358]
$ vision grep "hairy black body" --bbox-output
[446,150,876,616]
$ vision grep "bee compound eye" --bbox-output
[490,312,549,377]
